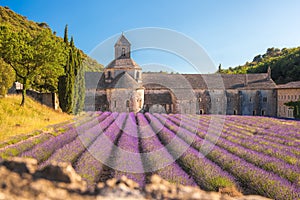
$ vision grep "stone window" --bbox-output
[199,109,204,115]
[249,97,252,102]
[252,110,256,116]
[263,97,267,102]
[233,110,237,115]
[107,71,111,79]
[261,110,265,116]
[122,48,126,56]
[136,71,140,79]
[198,97,202,102]
[288,95,290,99]
[126,100,130,108]
[114,100,117,108]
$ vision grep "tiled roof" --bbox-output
[142,73,276,90]
[106,58,142,69]
[277,81,300,89]
[87,72,277,90]
[114,34,131,46]
[108,72,140,89]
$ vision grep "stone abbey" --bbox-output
[85,34,300,117]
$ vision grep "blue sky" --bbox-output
[1,0,300,73]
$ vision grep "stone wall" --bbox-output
[239,89,276,116]
[106,88,144,113]
[277,88,300,118]
[26,90,59,110]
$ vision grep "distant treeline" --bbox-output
[219,47,300,84]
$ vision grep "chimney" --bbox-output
[267,66,271,81]
[244,74,248,87]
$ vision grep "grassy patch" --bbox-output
[0,95,73,142]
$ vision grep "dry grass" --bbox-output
[0,95,73,142]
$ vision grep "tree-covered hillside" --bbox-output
[0,6,102,112]
[82,56,104,72]
[220,47,300,84]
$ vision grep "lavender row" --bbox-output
[39,112,113,169]
[157,114,299,200]
[21,112,109,163]
[137,113,197,186]
[166,115,300,185]
[113,113,146,187]
[184,114,300,142]
[221,117,300,152]
[0,112,102,159]
[174,114,300,165]
[180,114,300,149]
[50,111,102,135]
[74,112,126,186]
[225,116,300,140]
[146,113,238,191]
[0,133,54,158]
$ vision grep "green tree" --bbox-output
[0,25,66,106]
[73,49,85,114]
[64,24,69,45]
[58,27,85,114]
[0,58,15,97]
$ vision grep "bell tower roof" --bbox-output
[114,33,131,47]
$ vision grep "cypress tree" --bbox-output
[64,24,69,46]
[59,25,75,113]
[73,49,85,114]
[59,28,84,114]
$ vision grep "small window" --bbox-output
[249,97,252,102]
[107,71,111,79]
[261,110,265,116]
[136,71,140,79]
[122,48,126,56]
[199,97,202,102]
[233,110,237,115]
[263,97,267,102]
[114,100,117,108]
[199,109,204,115]
[216,98,220,102]
[126,100,130,108]
[288,95,290,99]
[253,110,256,116]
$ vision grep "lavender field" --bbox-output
[0,112,299,200]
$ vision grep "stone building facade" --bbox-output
[85,34,278,116]
[277,81,300,118]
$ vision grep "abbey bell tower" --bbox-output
[114,33,131,59]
